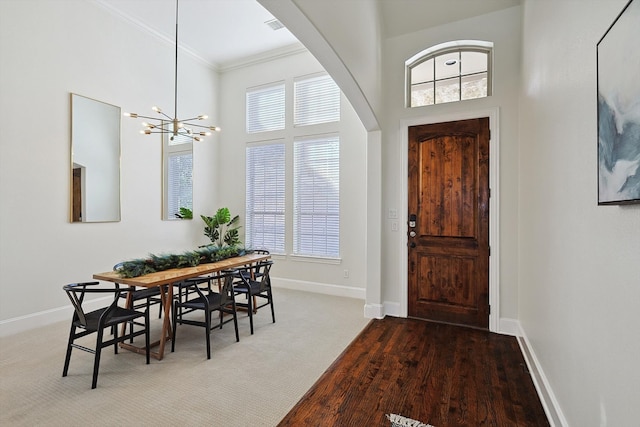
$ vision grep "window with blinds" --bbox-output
[246,82,285,133]
[245,72,341,259]
[294,74,340,126]
[167,152,193,218]
[293,135,340,258]
[245,143,286,254]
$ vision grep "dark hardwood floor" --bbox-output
[279,317,549,427]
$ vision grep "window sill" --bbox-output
[289,254,342,265]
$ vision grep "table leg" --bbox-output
[156,284,173,359]
[119,284,173,361]
[120,290,134,337]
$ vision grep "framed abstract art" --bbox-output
[597,0,640,205]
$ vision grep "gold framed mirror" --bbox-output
[162,126,193,220]
[70,94,121,222]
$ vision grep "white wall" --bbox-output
[0,0,218,329]
[519,0,640,425]
[217,50,369,298]
[381,6,523,321]
[292,0,382,121]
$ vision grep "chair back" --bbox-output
[218,270,237,305]
[63,282,132,327]
[253,261,273,291]
[63,282,99,326]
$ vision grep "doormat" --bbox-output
[386,413,434,427]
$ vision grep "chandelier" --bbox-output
[124,0,220,141]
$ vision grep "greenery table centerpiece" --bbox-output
[115,207,246,278]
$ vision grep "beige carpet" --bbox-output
[0,288,369,426]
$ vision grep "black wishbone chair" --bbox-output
[173,273,221,322]
[113,263,163,320]
[233,249,270,281]
[232,249,270,312]
[171,269,239,359]
[233,260,275,335]
[62,282,150,389]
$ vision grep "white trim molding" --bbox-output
[517,324,568,427]
[398,107,501,332]
[364,303,384,319]
[0,297,111,338]
[498,317,521,336]
[272,277,365,300]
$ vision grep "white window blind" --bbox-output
[246,143,286,253]
[294,74,340,126]
[293,135,340,258]
[246,82,285,133]
[167,152,193,219]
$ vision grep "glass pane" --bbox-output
[294,74,340,126]
[461,51,488,75]
[411,58,434,84]
[246,83,285,133]
[293,135,340,258]
[411,81,434,107]
[246,143,286,253]
[435,77,460,104]
[435,52,459,80]
[461,72,488,100]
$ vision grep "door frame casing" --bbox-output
[399,107,500,332]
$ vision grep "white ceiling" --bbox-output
[97,0,522,69]
[96,0,301,68]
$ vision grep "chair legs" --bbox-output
[217,309,240,342]
[230,308,240,342]
[64,314,150,389]
[246,293,254,335]
[243,292,275,335]
[205,310,212,360]
[269,289,276,324]
[172,301,239,359]
[145,310,150,365]
[92,329,105,389]
[62,325,76,378]
[171,300,178,354]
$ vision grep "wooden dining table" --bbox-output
[93,252,271,360]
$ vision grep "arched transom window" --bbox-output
[406,40,493,107]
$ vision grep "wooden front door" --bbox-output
[408,118,490,329]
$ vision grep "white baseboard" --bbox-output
[383,301,402,317]
[271,276,365,300]
[0,297,110,338]
[517,324,568,427]
[364,300,403,319]
[364,303,384,319]
[498,317,521,336]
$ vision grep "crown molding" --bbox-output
[218,43,308,73]
[92,0,216,70]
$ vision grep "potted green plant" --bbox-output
[200,207,241,247]
[175,207,193,219]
